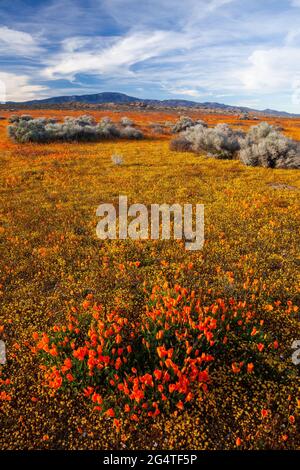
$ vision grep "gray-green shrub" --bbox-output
[169,136,192,152]
[8,115,144,143]
[179,123,242,159]
[120,116,134,127]
[239,122,300,169]
[171,116,207,133]
[8,117,48,143]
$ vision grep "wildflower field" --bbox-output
[0,110,299,450]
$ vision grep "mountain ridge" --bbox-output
[6,91,300,118]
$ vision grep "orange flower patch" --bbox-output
[33,284,272,425]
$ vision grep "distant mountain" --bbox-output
[22,92,143,105]
[7,92,300,117]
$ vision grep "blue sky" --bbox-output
[0,0,300,112]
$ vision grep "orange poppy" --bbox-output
[289,416,295,424]
[115,334,122,344]
[257,343,264,352]
[105,408,115,418]
[154,369,162,380]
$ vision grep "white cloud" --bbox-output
[236,47,300,92]
[40,0,237,82]
[0,26,41,55]
[42,30,194,79]
[205,0,235,13]
[102,0,235,29]
[0,72,48,102]
[285,29,300,46]
[168,88,202,97]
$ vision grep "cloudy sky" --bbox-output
[0,0,300,111]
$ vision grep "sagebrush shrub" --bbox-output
[195,119,208,128]
[169,120,299,168]
[120,116,134,127]
[120,125,144,140]
[8,115,144,143]
[176,123,242,159]
[8,114,21,123]
[169,136,192,152]
[239,123,300,169]
[97,118,120,140]
[101,116,113,125]
[8,117,49,143]
[149,122,166,134]
[68,115,96,127]
[8,114,34,124]
[172,116,192,133]
[172,116,208,133]
[151,125,163,134]
[20,114,33,121]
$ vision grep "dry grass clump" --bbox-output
[111,154,124,165]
